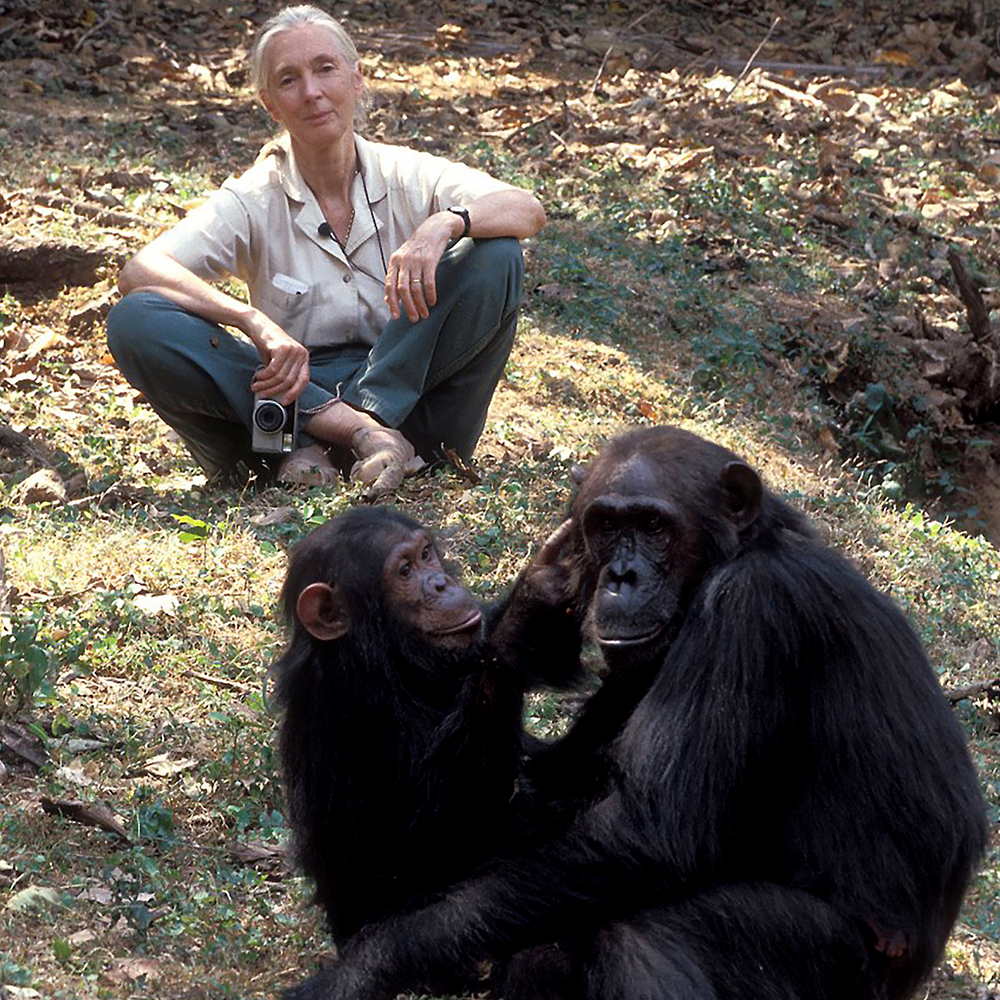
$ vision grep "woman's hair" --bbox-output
[249,4,371,117]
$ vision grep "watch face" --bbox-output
[448,206,470,237]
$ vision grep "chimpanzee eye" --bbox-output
[643,514,666,535]
[398,560,412,579]
[421,544,433,562]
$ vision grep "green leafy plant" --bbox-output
[0,612,56,715]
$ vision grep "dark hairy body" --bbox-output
[272,507,579,944]
[283,428,988,1000]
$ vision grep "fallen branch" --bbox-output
[947,249,995,345]
[0,723,47,768]
[34,191,148,229]
[755,75,825,107]
[943,678,1000,704]
[40,796,131,842]
[0,423,54,467]
[227,838,289,872]
[724,16,781,102]
[712,58,887,79]
[0,235,109,289]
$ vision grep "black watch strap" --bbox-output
[447,206,471,240]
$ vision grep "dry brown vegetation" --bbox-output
[1,1,999,998]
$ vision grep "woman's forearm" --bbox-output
[118,246,259,338]
[462,188,546,240]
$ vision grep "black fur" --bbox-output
[272,507,579,943]
[283,430,987,1000]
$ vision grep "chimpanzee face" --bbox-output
[579,487,700,655]
[381,528,482,648]
[291,517,481,649]
[572,430,761,662]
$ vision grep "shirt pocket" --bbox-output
[256,280,313,341]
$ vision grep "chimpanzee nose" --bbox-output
[604,558,637,592]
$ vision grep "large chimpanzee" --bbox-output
[271,507,580,946]
[283,426,988,1000]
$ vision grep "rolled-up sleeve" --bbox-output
[150,187,254,284]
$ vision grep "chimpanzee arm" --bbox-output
[406,651,527,841]
[284,567,796,1000]
[486,520,584,689]
[282,812,640,1000]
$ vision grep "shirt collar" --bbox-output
[265,132,386,206]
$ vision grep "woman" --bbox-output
[107,5,545,493]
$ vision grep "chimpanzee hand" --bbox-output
[517,519,576,609]
[490,520,582,688]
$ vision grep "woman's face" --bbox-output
[260,24,363,149]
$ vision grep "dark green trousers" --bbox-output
[106,237,523,477]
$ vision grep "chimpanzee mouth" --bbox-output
[433,610,483,636]
[595,623,665,648]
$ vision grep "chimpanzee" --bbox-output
[282,426,988,1000]
[270,507,580,945]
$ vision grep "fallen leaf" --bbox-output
[6,885,63,913]
[139,753,198,778]
[132,593,180,616]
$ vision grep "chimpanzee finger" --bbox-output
[535,520,574,565]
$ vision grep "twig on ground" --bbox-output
[479,111,555,143]
[590,8,662,101]
[183,670,254,694]
[72,13,113,53]
[724,16,781,103]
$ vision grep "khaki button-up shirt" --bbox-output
[152,133,515,348]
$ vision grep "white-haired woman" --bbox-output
[107,5,545,492]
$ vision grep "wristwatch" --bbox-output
[447,206,471,240]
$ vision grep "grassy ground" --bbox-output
[1,2,999,997]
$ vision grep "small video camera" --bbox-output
[252,397,297,454]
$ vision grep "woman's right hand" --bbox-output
[247,311,310,404]
[118,248,311,405]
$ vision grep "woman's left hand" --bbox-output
[384,212,464,323]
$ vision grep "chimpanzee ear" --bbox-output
[719,460,762,531]
[297,582,349,641]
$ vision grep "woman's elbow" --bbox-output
[117,253,149,296]
[520,195,546,238]
[529,197,547,236]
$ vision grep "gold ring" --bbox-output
[410,278,423,284]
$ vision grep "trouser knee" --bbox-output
[441,237,524,306]
[106,292,152,371]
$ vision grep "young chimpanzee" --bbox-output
[283,426,988,1000]
[271,507,579,946]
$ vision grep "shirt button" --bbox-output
[342,273,352,283]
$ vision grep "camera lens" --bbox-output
[254,399,287,433]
